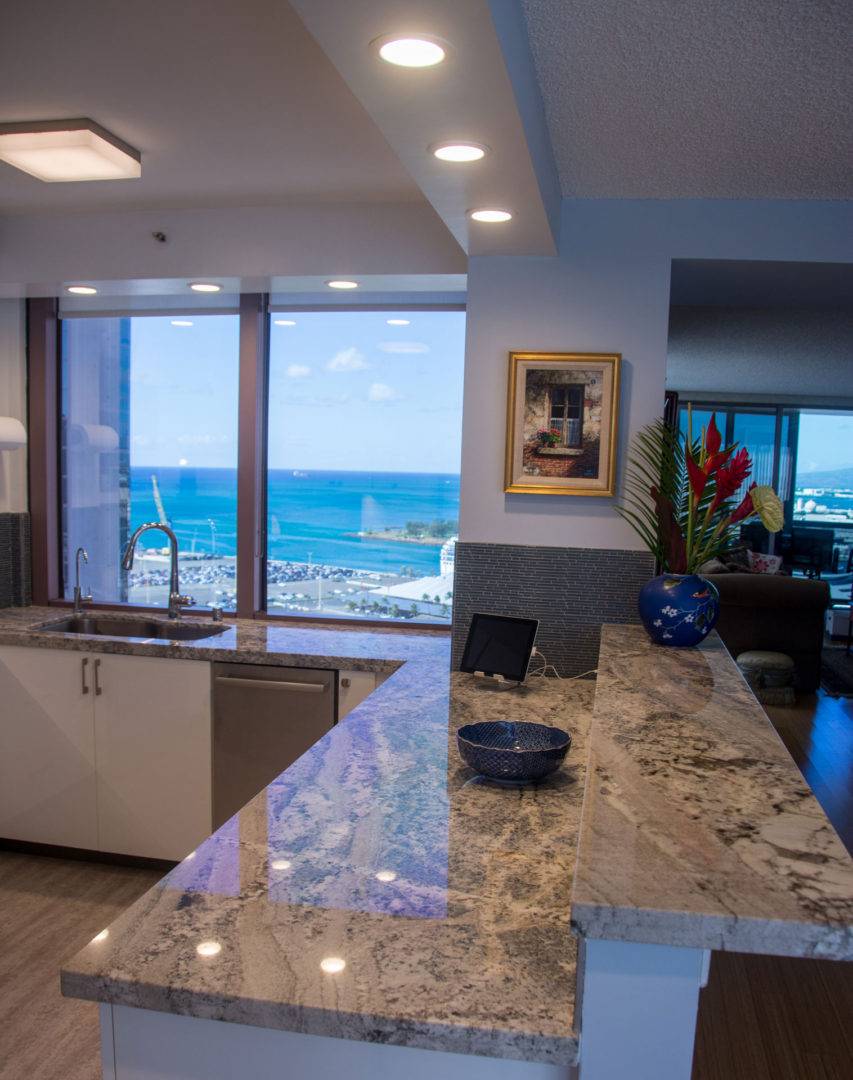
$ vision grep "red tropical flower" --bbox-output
[710,447,752,510]
[728,483,757,525]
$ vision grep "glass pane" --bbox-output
[792,411,853,600]
[61,314,239,611]
[732,412,776,498]
[265,310,465,623]
[678,407,717,451]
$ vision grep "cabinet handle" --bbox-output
[93,657,102,696]
[81,657,89,695]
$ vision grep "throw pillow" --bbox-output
[748,550,783,575]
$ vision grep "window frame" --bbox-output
[27,295,462,630]
[676,399,853,549]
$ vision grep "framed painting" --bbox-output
[504,351,621,496]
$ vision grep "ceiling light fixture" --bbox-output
[387,318,410,325]
[66,285,98,295]
[171,320,194,327]
[372,33,450,68]
[189,282,221,293]
[468,208,513,223]
[274,319,296,326]
[431,141,488,163]
[0,118,141,182]
[326,280,359,290]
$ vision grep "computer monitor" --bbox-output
[459,613,539,684]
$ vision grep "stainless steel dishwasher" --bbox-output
[212,662,336,829]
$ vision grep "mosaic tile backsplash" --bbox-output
[0,513,31,608]
[451,541,654,678]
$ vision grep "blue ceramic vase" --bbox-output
[637,574,720,647]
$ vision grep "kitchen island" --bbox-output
[2,609,851,1078]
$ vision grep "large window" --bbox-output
[678,401,853,599]
[265,310,464,622]
[61,313,240,610]
[53,301,464,624]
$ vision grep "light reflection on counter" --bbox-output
[159,669,450,919]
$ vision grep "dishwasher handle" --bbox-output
[214,675,327,693]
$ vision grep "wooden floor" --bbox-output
[692,683,853,1080]
[0,685,851,1080]
[0,851,162,1080]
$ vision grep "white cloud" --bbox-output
[378,341,430,354]
[326,346,369,372]
[368,383,403,403]
[285,363,310,377]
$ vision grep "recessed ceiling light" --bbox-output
[372,33,449,68]
[387,318,410,325]
[431,142,488,163]
[189,282,221,293]
[468,208,513,223]
[171,320,194,327]
[196,941,222,957]
[274,319,296,326]
[66,285,98,295]
[326,280,359,290]
[0,118,140,182]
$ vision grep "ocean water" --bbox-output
[129,466,460,575]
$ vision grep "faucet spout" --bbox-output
[122,522,195,619]
[73,547,93,614]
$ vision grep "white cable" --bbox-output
[527,645,597,681]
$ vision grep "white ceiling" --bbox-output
[0,0,423,213]
[0,0,850,292]
[522,0,853,200]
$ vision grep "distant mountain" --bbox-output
[796,467,853,490]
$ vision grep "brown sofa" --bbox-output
[708,573,830,692]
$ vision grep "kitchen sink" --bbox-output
[36,616,230,641]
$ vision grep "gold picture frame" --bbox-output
[504,351,621,496]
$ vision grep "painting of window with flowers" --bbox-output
[505,352,621,496]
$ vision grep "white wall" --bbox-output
[460,198,853,550]
[0,299,27,513]
[0,203,465,292]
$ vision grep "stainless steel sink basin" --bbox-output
[37,616,229,641]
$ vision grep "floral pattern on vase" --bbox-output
[637,573,720,648]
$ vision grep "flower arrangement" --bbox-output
[616,406,784,574]
[537,428,562,447]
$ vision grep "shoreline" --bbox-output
[345,530,451,546]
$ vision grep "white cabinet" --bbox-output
[0,646,211,861]
[338,669,390,721]
[0,646,98,849]
[94,653,211,861]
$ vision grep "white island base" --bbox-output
[99,938,709,1080]
[99,1002,570,1080]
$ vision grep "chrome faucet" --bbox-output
[121,522,195,619]
[73,547,92,613]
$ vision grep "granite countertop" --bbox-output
[573,625,853,960]
[60,662,591,1065]
[0,605,448,673]
[8,609,850,1062]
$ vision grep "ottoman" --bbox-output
[736,650,796,706]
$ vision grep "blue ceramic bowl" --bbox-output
[456,721,572,784]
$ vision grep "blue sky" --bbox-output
[797,412,853,474]
[129,310,466,472]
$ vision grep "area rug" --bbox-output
[820,646,853,698]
